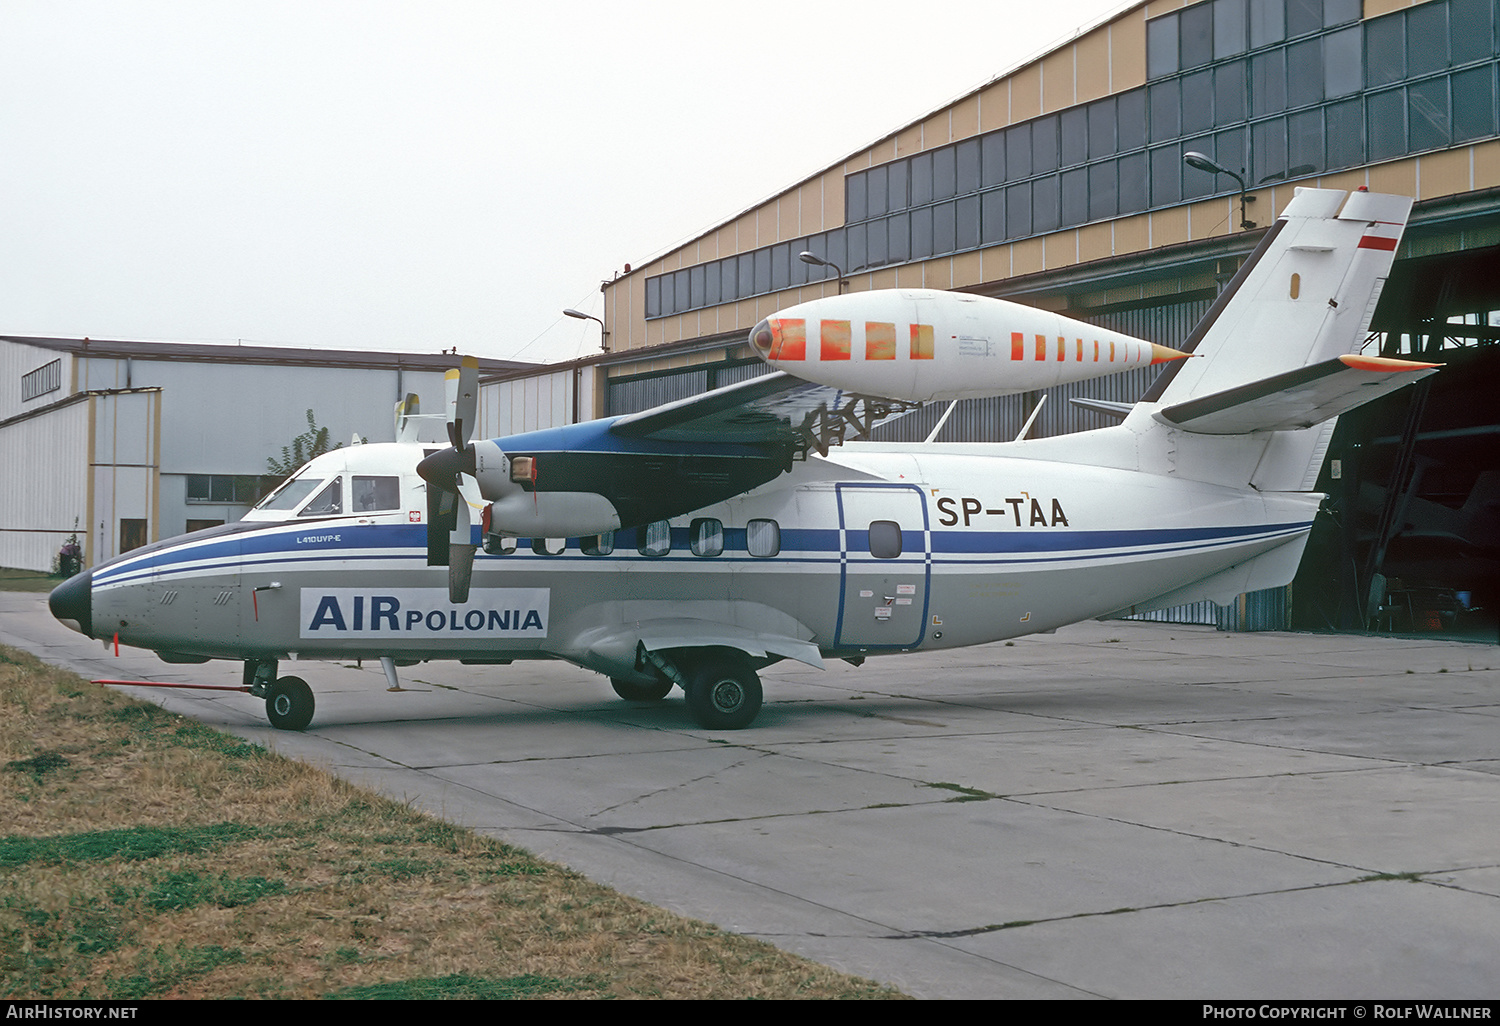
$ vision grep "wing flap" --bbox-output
[1155,355,1438,435]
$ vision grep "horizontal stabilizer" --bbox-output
[1155,354,1438,435]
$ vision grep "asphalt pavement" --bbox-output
[4,590,1498,1000]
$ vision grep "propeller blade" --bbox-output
[449,497,475,604]
[445,355,480,448]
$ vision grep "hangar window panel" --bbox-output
[910,152,934,205]
[1005,181,1032,237]
[1251,49,1287,118]
[1286,38,1323,109]
[1060,167,1088,227]
[1250,120,1288,186]
[888,161,909,211]
[1182,136,1219,197]
[753,250,771,294]
[1181,69,1214,135]
[865,218,888,269]
[1287,109,1324,177]
[1031,116,1060,175]
[1149,144,1182,206]
[868,520,903,559]
[1087,98,1116,160]
[867,164,889,218]
[1323,26,1362,99]
[645,277,660,318]
[1213,0,1246,59]
[824,230,848,278]
[1366,87,1407,162]
[689,265,705,308]
[738,252,754,297]
[1452,66,1498,143]
[1406,2,1449,80]
[1286,0,1321,39]
[1249,0,1285,48]
[1408,77,1452,153]
[746,519,780,558]
[1149,81,1181,143]
[887,212,911,264]
[847,222,868,272]
[352,476,399,512]
[769,244,789,292]
[933,146,957,201]
[791,239,812,286]
[1005,124,1031,181]
[932,201,957,255]
[1117,89,1147,151]
[1364,14,1405,88]
[676,269,691,312]
[1323,0,1359,29]
[980,189,1005,245]
[1032,175,1060,234]
[1214,61,1247,126]
[1060,107,1088,167]
[1179,2,1213,69]
[1324,97,1364,169]
[657,274,674,315]
[955,195,979,252]
[846,172,868,223]
[1117,152,1147,213]
[956,139,980,195]
[211,476,235,502]
[1088,162,1117,222]
[690,518,724,557]
[637,521,671,557]
[20,359,61,401]
[911,206,934,258]
[980,133,1005,188]
[1148,13,1179,79]
[1450,0,1494,67]
[704,259,722,304]
[1213,126,1247,177]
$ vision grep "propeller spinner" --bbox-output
[417,356,480,603]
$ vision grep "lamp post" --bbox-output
[563,308,608,352]
[798,251,847,294]
[1183,151,1257,230]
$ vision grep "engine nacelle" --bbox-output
[749,289,1187,401]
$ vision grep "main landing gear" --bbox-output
[614,651,764,730]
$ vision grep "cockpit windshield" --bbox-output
[255,476,325,512]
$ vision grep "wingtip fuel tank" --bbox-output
[750,289,1188,401]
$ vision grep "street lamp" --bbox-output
[563,308,608,352]
[1183,151,1257,230]
[798,251,847,294]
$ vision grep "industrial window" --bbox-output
[637,520,671,557]
[868,521,903,559]
[187,474,276,505]
[690,518,723,557]
[746,519,779,558]
[20,359,62,402]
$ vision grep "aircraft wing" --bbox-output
[1155,354,1439,435]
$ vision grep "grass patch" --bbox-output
[924,781,997,802]
[0,643,902,999]
[0,568,65,594]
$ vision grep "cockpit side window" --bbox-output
[298,478,343,517]
[352,476,399,512]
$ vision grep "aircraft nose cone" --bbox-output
[49,569,93,638]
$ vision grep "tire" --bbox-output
[610,676,672,701]
[684,660,762,730]
[266,675,315,731]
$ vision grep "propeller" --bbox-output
[417,356,480,603]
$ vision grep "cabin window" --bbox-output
[352,476,399,512]
[531,537,566,555]
[298,478,343,517]
[581,532,614,556]
[746,518,780,558]
[484,534,516,555]
[690,518,723,557]
[638,521,671,557]
[868,520,903,559]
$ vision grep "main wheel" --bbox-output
[610,676,672,701]
[266,675,315,731]
[684,661,762,730]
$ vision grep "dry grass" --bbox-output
[0,645,903,999]
[0,568,63,594]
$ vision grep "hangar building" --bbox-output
[487,0,1499,636]
[0,336,525,573]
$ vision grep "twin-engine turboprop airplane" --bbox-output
[50,188,1437,732]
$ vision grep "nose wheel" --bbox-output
[265,676,315,731]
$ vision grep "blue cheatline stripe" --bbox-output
[93,518,1310,587]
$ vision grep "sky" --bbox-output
[1,0,1128,366]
